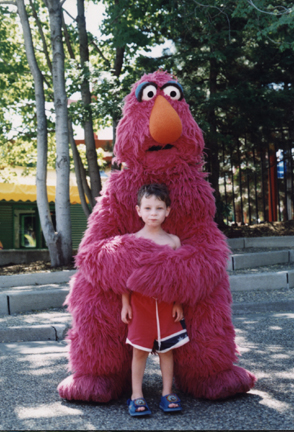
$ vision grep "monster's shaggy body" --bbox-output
[58,71,256,402]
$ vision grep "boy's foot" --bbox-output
[131,394,147,411]
[159,394,182,412]
[127,398,152,416]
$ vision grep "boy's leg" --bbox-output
[158,350,179,408]
[132,347,149,411]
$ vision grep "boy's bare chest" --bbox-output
[135,233,176,249]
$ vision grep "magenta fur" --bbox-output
[58,71,256,402]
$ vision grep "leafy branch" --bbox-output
[246,0,293,16]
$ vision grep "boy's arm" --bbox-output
[173,235,181,249]
[172,302,183,322]
[121,291,132,324]
[122,291,131,306]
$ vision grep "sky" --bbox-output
[63,0,105,39]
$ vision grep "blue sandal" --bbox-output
[159,394,182,412]
[127,398,152,417]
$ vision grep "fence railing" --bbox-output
[207,133,294,225]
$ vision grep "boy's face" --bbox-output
[136,194,170,227]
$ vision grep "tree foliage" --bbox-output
[0,0,293,227]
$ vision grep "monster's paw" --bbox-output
[177,365,256,400]
[205,365,256,400]
[58,373,127,403]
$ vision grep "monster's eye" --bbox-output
[161,81,184,101]
[135,82,158,102]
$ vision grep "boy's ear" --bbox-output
[136,205,141,217]
[166,206,171,217]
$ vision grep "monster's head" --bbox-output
[114,71,205,172]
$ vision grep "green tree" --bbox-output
[88,0,168,142]
[150,0,294,225]
[0,0,73,265]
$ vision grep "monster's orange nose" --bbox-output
[149,95,182,145]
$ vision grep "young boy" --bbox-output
[121,184,189,417]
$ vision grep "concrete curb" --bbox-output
[232,250,290,270]
[8,288,69,314]
[0,270,76,289]
[0,250,50,266]
[245,236,294,248]
[0,324,68,343]
[0,293,8,315]
[288,270,294,287]
[230,269,294,291]
[230,271,288,291]
[0,287,69,316]
[227,235,294,249]
[227,238,245,249]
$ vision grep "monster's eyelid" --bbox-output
[135,81,158,101]
[160,81,184,100]
[160,81,183,91]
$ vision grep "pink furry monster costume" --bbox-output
[58,71,256,402]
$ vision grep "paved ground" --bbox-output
[1,308,294,430]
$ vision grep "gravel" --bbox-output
[1,251,294,429]
[0,309,294,430]
[232,286,294,304]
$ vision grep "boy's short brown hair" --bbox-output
[137,184,171,207]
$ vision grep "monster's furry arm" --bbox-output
[75,177,139,293]
[76,232,148,294]
[127,222,231,306]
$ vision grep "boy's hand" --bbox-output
[121,304,133,324]
[172,302,184,322]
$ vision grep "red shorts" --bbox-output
[126,292,189,353]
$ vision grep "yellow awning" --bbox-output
[0,183,85,204]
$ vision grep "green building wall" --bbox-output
[70,204,88,250]
[0,204,14,249]
[0,201,88,251]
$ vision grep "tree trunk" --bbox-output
[111,45,125,170]
[29,0,52,73]
[208,56,219,194]
[111,117,121,170]
[61,12,93,211]
[15,0,63,267]
[207,53,224,227]
[68,120,91,218]
[46,0,72,265]
[77,0,101,205]
[114,46,125,77]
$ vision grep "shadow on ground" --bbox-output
[0,312,293,430]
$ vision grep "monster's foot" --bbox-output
[58,373,128,403]
[177,365,256,400]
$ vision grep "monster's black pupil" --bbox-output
[170,91,177,97]
[148,91,154,98]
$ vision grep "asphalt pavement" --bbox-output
[1,309,294,430]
